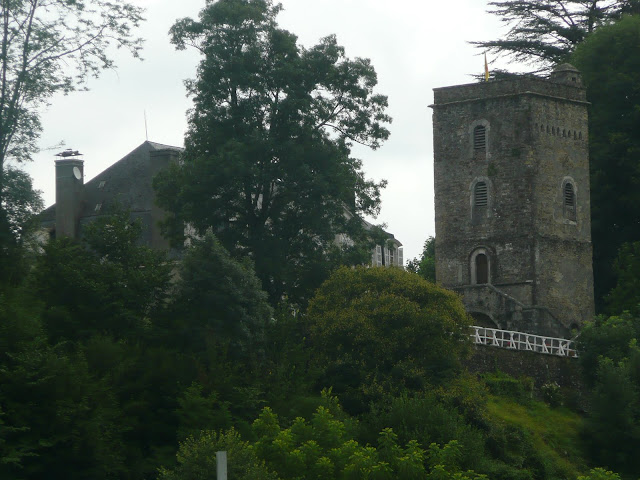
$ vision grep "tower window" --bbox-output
[563,181,576,222]
[474,182,488,206]
[470,248,491,285]
[476,254,488,284]
[564,183,574,207]
[473,125,486,151]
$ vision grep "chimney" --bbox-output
[149,148,180,250]
[54,149,84,239]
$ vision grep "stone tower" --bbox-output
[431,64,594,337]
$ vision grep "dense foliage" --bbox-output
[307,266,471,413]
[570,15,640,309]
[160,399,488,480]
[154,0,390,305]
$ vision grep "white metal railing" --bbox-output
[471,326,578,358]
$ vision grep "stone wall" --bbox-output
[465,344,585,393]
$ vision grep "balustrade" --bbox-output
[471,326,578,358]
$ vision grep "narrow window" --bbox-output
[563,182,576,221]
[384,247,390,267]
[375,245,382,266]
[473,125,486,152]
[476,254,488,284]
[474,182,488,206]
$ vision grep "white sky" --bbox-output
[24,0,508,263]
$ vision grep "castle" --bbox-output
[432,64,595,338]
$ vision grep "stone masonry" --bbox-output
[431,64,595,337]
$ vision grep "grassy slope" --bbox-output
[485,395,588,479]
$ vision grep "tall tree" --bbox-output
[0,0,144,267]
[471,1,638,71]
[155,0,390,305]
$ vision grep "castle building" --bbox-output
[431,64,594,337]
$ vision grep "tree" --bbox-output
[0,167,42,284]
[578,313,640,476]
[571,15,640,309]
[0,0,144,271]
[0,289,127,479]
[606,242,640,315]
[406,236,436,282]
[306,266,471,413]
[471,1,638,71]
[167,232,272,359]
[31,209,172,342]
[155,0,391,305]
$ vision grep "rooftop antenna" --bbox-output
[55,149,82,158]
[144,109,149,141]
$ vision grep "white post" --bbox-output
[216,451,227,480]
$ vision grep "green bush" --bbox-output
[306,266,471,412]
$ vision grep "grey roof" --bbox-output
[553,63,580,73]
[40,141,183,224]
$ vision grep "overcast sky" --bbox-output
[24,0,508,263]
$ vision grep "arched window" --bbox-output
[470,248,491,285]
[473,125,486,152]
[563,181,576,222]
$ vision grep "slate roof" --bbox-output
[40,141,183,224]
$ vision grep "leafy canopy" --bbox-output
[155,0,391,305]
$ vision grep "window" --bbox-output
[375,245,382,266]
[474,182,488,206]
[473,125,486,151]
[470,248,491,285]
[476,254,488,284]
[471,178,490,224]
[563,181,576,221]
